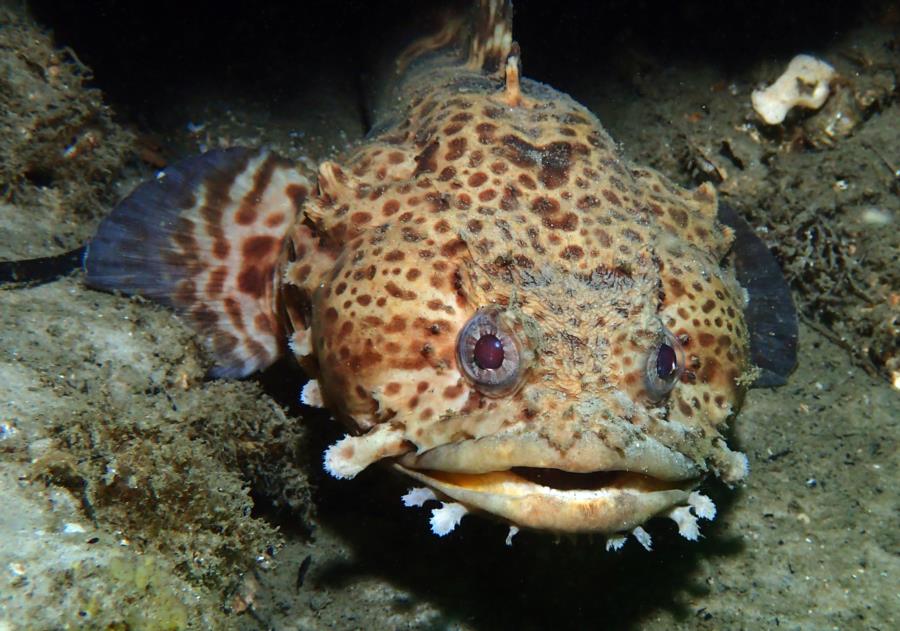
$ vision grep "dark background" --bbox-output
[31,0,887,132]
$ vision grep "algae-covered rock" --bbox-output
[0,463,227,629]
[0,6,134,259]
[0,278,313,628]
[0,7,314,627]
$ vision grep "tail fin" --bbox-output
[465,0,514,75]
[84,147,313,377]
[395,0,514,77]
[366,1,516,131]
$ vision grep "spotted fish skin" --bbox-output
[281,1,755,534]
[86,0,765,539]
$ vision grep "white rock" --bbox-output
[861,207,893,226]
[751,54,835,124]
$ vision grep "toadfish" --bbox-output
[84,0,797,549]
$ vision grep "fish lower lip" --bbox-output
[395,464,698,533]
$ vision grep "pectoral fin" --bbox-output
[718,203,798,387]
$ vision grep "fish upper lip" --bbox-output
[397,429,701,483]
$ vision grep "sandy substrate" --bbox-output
[244,322,897,631]
[2,286,895,628]
[1,2,897,629]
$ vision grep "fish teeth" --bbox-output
[429,502,468,536]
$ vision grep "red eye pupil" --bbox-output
[656,343,678,379]
[473,334,504,370]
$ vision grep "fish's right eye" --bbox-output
[456,307,524,397]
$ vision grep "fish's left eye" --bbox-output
[457,308,523,396]
[645,328,684,400]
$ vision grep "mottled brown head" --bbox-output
[280,1,754,536]
[283,66,751,526]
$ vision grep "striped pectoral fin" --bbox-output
[84,147,313,377]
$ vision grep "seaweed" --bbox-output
[0,6,134,258]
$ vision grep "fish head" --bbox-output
[292,145,752,534]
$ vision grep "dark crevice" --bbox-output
[511,466,620,491]
[26,1,888,132]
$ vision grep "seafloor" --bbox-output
[1,1,897,629]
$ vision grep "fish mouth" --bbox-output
[395,433,702,534]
